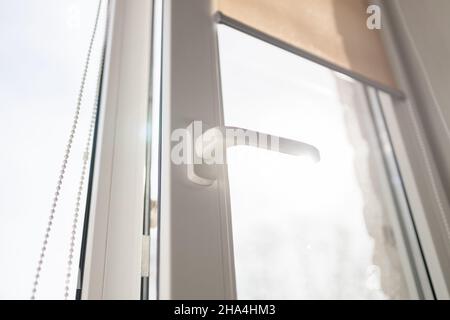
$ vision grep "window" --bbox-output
[217,25,421,299]
[158,0,437,299]
[4,0,437,300]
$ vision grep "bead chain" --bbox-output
[63,57,102,298]
[31,0,103,300]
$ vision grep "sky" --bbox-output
[0,0,106,299]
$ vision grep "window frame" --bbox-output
[80,0,153,299]
[158,0,236,300]
[375,0,450,299]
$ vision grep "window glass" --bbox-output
[218,24,413,299]
[0,0,106,299]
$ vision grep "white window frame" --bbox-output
[375,0,450,299]
[158,0,236,300]
[81,0,153,299]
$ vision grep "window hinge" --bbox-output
[141,234,150,278]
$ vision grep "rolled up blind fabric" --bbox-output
[215,0,397,90]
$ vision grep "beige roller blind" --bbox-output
[216,0,397,90]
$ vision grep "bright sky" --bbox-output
[0,0,106,299]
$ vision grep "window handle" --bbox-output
[187,124,320,186]
[195,126,320,162]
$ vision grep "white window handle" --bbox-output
[187,124,320,186]
[196,126,320,162]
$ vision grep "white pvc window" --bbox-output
[218,25,424,299]
[0,0,156,300]
[3,0,443,301]
[157,0,442,300]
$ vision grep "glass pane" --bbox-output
[0,0,107,299]
[218,24,415,299]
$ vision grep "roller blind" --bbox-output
[215,0,397,90]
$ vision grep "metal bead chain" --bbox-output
[63,57,103,299]
[31,0,103,300]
